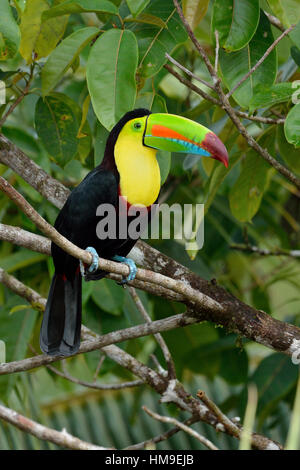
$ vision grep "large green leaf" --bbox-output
[42,0,117,20]
[290,22,300,50]
[183,0,209,31]
[247,353,298,426]
[249,83,295,113]
[87,29,138,130]
[284,103,300,148]
[35,95,79,167]
[41,27,99,96]
[19,0,68,64]
[277,125,300,174]
[229,131,275,222]
[0,0,20,61]
[91,279,125,316]
[212,0,259,52]
[131,0,187,78]
[268,0,300,28]
[126,0,150,17]
[0,301,37,400]
[0,251,46,273]
[50,92,92,166]
[220,11,277,109]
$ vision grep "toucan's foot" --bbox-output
[80,246,99,277]
[112,255,137,285]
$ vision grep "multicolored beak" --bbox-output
[143,113,228,168]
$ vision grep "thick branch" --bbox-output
[2,223,300,358]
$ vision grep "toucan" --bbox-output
[40,109,228,356]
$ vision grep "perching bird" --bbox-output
[40,109,228,356]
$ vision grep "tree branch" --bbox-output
[142,406,219,450]
[128,286,176,379]
[231,243,300,258]
[0,404,110,450]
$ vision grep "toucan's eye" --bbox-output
[134,122,142,130]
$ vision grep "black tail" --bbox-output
[40,271,82,356]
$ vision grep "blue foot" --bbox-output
[112,255,137,285]
[80,246,99,277]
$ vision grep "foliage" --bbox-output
[0,0,300,450]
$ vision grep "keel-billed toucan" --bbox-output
[40,109,228,356]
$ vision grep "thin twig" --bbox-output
[142,405,219,450]
[124,416,200,450]
[128,286,177,379]
[227,24,296,99]
[214,30,220,73]
[44,361,144,391]
[165,53,215,90]
[197,390,241,439]
[0,63,35,128]
[231,243,300,258]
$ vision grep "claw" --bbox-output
[80,246,99,277]
[112,255,137,285]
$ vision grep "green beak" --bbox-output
[143,113,228,167]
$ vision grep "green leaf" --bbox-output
[35,95,79,167]
[42,27,99,97]
[249,83,295,112]
[0,301,37,400]
[183,0,209,31]
[204,151,242,214]
[0,0,21,61]
[267,0,290,28]
[277,125,300,174]
[0,0,20,60]
[0,340,6,364]
[126,0,150,17]
[220,348,248,385]
[284,103,300,148]
[212,0,259,52]
[268,0,300,28]
[248,353,298,426]
[125,13,167,29]
[291,45,300,67]
[229,131,275,222]
[220,11,277,109]
[133,0,187,78]
[42,0,118,20]
[1,250,46,273]
[87,29,138,130]
[290,22,300,50]
[19,0,68,63]
[91,279,125,315]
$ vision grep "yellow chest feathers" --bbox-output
[114,133,161,207]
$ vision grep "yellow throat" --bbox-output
[114,122,161,207]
